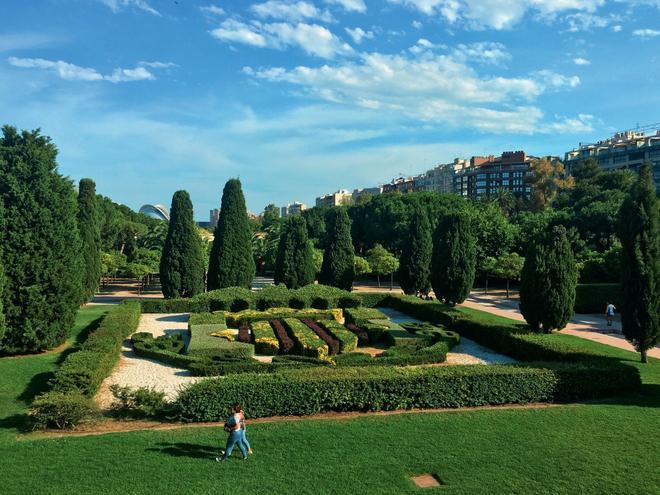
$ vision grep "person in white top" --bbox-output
[605,302,616,328]
[216,403,248,462]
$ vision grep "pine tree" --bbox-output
[0,126,83,353]
[431,211,476,305]
[519,225,577,333]
[618,163,659,363]
[399,209,432,295]
[77,178,101,302]
[160,190,205,298]
[207,179,255,289]
[319,208,354,290]
[274,216,315,289]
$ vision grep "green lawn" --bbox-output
[1,306,659,494]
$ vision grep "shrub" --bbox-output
[110,384,167,418]
[255,284,291,310]
[574,284,623,314]
[176,363,639,421]
[141,297,208,313]
[291,284,360,309]
[361,321,390,344]
[237,321,251,343]
[206,287,255,312]
[345,323,369,346]
[344,307,388,325]
[321,320,359,353]
[301,318,340,355]
[319,208,355,290]
[356,292,394,308]
[252,321,279,355]
[270,320,294,354]
[187,360,272,377]
[380,321,428,348]
[335,341,449,367]
[188,324,254,359]
[188,312,227,326]
[400,322,460,348]
[209,329,236,342]
[51,302,141,396]
[271,355,331,366]
[223,307,340,327]
[282,318,328,359]
[30,391,97,430]
[132,337,200,368]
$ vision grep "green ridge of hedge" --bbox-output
[344,307,388,325]
[252,321,279,355]
[321,321,359,353]
[187,323,254,359]
[282,318,329,359]
[223,308,340,327]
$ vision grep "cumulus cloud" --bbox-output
[565,12,613,32]
[324,0,367,13]
[210,19,353,58]
[345,27,374,44]
[387,0,605,30]
[7,57,173,83]
[98,0,160,16]
[243,49,583,133]
[200,5,226,17]
[633,28,660,37]
[452,42,511,65]
[573,57,591,65]
[251,1,334,23]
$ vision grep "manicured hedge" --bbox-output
[188,312,227,326]
[282,318,329,359]
[252,321,279,355]
[188,324,254,359]
[301,318,340,355]
[270,320,294,354]
[574,283,622,314]
[335,340,450,367]
[355,292,394,309]
[51,302,141,396]
[344,307,388,325]
[223,308,341,327]
[132,335,200,369]
[290,284,361,309]
[255,284,291,310]
[321,320,359,353]
[176,362,640,421]
[345,323,369,346]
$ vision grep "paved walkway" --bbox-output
[461,291,660,359]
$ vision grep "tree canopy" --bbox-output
[319,208,354,290]
[274,215,316,289]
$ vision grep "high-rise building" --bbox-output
[209,208,220,229]
[281,201,307,217]
[315,189,353,207]
[418,159,469,194]
[564,128,660,187]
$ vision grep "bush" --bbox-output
[51,302,141,396]
[345,323,369,346]
[321,320,359,353]
[237,321,251,343]
[356,292,394,308]
[252,320,279,355]
[110,384,167,418]
[176,363,639,421]
[255,284,291,310]
[188,312,227,326]
[140,297,208,313]
[291,284,360,309]
[400,322,460,347]
[360,321,390,344]
[30,391,97,430]
[301,318,340,355]
[344,307,388,325]
[132,337,200,368]
[574,284,623,314]
[335,341,449,367]
[223,307,340,327]
[206,287,255,312]
[188,323,254,359]
[270,319,294,354]
[282,318,329,359]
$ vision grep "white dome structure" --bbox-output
[139,204,170,221]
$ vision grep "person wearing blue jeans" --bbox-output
[216,404,247,462]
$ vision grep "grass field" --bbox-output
[1,306,659,494]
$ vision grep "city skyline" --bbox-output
[2,0,659,218]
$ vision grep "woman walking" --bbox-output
[216,403,248,462]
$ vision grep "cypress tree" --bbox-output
[77,178,101,302]
[0,126,83,353]
[400,209,432,295]
[618,163,659,363]
[319,208,354,290]
[519,225,577,333]
[431,211,476,305]
[160,190,205,298]
[274,216,315,289]
[207,179,255,289]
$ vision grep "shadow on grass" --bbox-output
[146,442,221,459]
[17,371,55,404]
[55,315,106,365]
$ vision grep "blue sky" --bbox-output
[1,0,659,219]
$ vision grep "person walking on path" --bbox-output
[216,403,248,462]
[237,404,253,455]
[605,302,616,328]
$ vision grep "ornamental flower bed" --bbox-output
[301,318,340,356]
[345,324,369,345]
[270,319,294,354]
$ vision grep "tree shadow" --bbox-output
[146,442,221,460]
[0,413,31,433]
[156,315,189,322]
[55,315,105,365]
[17,371,55,403]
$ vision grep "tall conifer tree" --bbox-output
[160,190,205,298]
[431,211,476,305]
[400,209,432,295]
[77,178,101,302]
[519,225,577,333]
[274,216,315,289]
[0,126,82,353]
[618,163,659,363]
[319,208,354,290]
[208,179,255,289]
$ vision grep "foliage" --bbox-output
[29,391,97,430]
[353,255,371,277]
[252,320,279,355]
[525,157,574,210]
[109,385,167,419]
[520,225,578,332]
[290,283,360,309]
[0,126,83,353]
[320,320,359,353]
[574,284,623,314]
[125,262,151,281]
[431,211,476,305]
[302,206,330,244]
[301,318,340,355]
[344,307,388,325]
[160,190,205,298]
[77,178,102,302]
[100,251,126,277]
[282,318,329,359]
[618,163,660,363]
[270,319,295,354]
[366,244,399,287]
[223,307,341,327]
[255,284,291,310]
[188,323,254,360]
[319,208,355,290]
[252,223,280,273]
[262,203,280,230]
[208,179,255,289]
[399,209,432,295]
[274,216,316,289]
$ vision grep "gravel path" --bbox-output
[377,307,515,365]
[96,313,201,409]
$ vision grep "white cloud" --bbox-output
[573,57,591,65]
[7,57,173,83]
[565,13,612,32]
[211,20,353,58]
[200,5,226,16]
[345,27,374,44]
[546,113,594,133]
[412,20,424,29]
[98,0,160,16]
[612,25,622,32]
[633,28,660,38]
[387,0,605,29]
[244,49,583,133]
[251,1,334,23]
[452,42,511,65]
[324,0,367,13]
